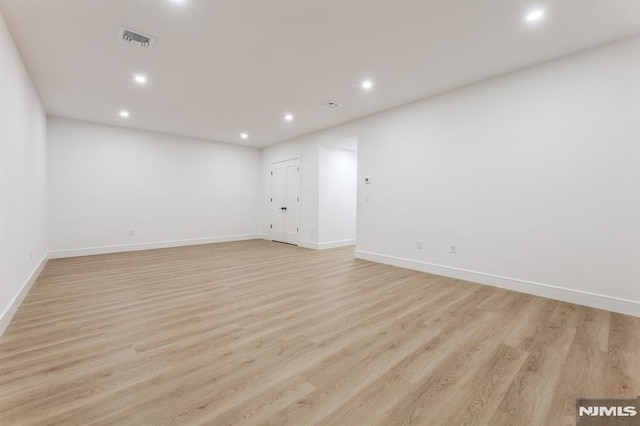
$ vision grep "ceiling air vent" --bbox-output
[321,101,343,110]
[118,26,156,49]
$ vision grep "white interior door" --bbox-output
[270,159,300,245]
[283,160,300,244]
[270,162,286,242]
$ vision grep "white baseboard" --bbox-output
[298,239,356,250]
[298,240,318,250]
[48,234,263,259]
[317,239,356,250]
[0,253,49,337]
[355,250,640,317]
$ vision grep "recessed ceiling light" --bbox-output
[361,80,374,90]
[240,133,249,139]
[284,114,294,122]
[134,74,147,84]
[171,0,187,4]
[526,10,544,22]
[119,110,130,118]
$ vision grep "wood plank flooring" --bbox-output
[1,240,638,425]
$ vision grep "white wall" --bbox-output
[319,145,357,247]
[0,10,47,333]
[47,117,262,256]
[266,36,640,316]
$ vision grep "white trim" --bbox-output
[298,240,319,250]
[0,253,49,337]
[48,234,263,259]
[354,250,640,317]
[271,156,300,164]
[318,239,356,250]
[297,239,356,250]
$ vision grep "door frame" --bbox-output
[269,157,301,245]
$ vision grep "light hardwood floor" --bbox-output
[1,240,638,425]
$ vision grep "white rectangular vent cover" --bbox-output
[118,26,156,49]
[321,101,343,110]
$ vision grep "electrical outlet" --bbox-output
[416,240,423,249]
[129,230,135,237]
[310,228,315,235]
[364,194,370,202]
[450,245,457,254]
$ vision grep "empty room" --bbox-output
[1,0,639,425]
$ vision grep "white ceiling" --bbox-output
[1,0,638,148]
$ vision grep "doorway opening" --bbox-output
[318,137,358,249]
